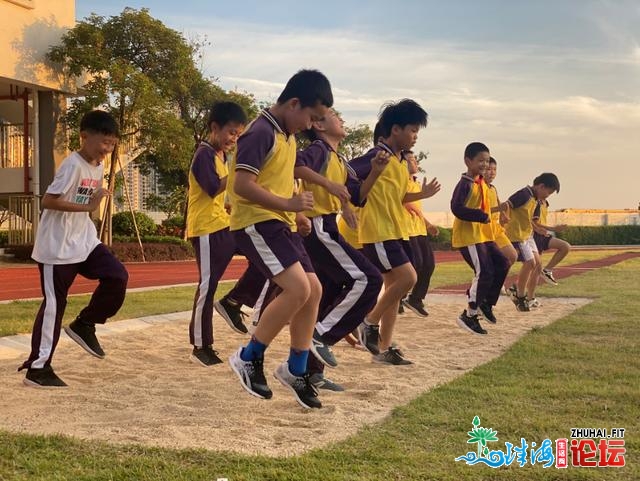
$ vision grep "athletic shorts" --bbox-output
[361,239,413,273]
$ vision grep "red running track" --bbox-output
[2,251,637,302]
[0,251,463,301]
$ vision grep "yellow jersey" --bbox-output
[186,142,230,237]
[451,174,494,248]
[229,110,297,231]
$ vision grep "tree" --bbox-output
[47,8,257,241]
[144,187,187,220]
[340,123,374,159]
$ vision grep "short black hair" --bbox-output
[277,69,333,108]
[533,172,560,193]
[372,121,384,145]
[489,156,497,165]
[208,101,247,129]
[378,99,428,138]
[80,110,119,137]
[464,142,490,159]
[372,121,383,145]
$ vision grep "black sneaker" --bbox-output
[357,322,380,355]
[23,365,67,388]
[457,311,488,335]
[479,302,497,324]
[190,346,223,367]
[398,302,405,314]
[310,331,338,368]
[373,346,413,365]
[273,362,322,409]
[541,269,558,286]
[228,347,272,399]
[515,296,530,312]
[214,298,249,334]
[64,318,105,358]
[309,372,345,392]
[403,298,429,317]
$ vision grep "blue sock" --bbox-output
[240,336,267,362]
[287,348,309,377]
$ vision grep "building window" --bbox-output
[4,0,35,9]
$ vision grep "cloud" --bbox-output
[182,16,639,211]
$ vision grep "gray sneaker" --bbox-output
[373,347,413,365]
[309,372,345,392]
[357,322,380,355]
[273,362,322,409]
[310,331,338,368]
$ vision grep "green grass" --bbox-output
[0,249,629,337]
[1,255,638,479]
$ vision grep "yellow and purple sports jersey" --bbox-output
[186,142,230,237]
[337,205,362,249]
[349,143,410,244]
[405,177,427,238]
[229,110,297,231]
[296,139,362,218]
[487,183,510,247]
[505,186,537,242]
[533,199,549,225]
[450,173,494,248]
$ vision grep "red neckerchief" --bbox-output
[474,175,486,212]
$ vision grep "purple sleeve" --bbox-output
[191,147,221,197]
[345,167,365,206]
[348,148,377,181]
[508,187,532,209]
[532,201,541,220]
[450,179,490,223]
[296,142,327,170]
[235,119,275,175]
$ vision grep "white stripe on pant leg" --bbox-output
[467,244,482,306]
[246,224,285,276]
[193,235,211,347]
[374,242,393,271]
[32,264,58,369]
[250,280,270,326]
[313,217,368,335]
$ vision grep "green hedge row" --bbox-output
[556,225,640,245]
[426,225,640,249]
[5,236,194,263]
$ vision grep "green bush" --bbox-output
[110,241,194,262]
[0,231,8,246]
[4,244,33,261]
[557,225,640,245]
[429,227,452,250]
[156,215,184,237]
[112,211,157,237]
[113,235,189,246]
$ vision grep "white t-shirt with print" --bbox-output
[31,152,104,264]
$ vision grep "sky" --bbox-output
[75,0,640,211]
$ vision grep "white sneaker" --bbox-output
[529,298,541,308]
[228,347,272,399]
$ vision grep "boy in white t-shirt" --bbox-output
[19,110,129,388]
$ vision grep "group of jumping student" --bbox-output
[19,69,571,411]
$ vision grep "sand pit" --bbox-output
[0,294,589,456]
